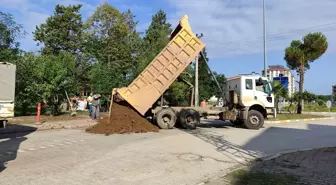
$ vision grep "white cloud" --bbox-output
[0,0,103,50]
[167,0,336,58]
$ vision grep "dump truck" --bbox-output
[110,15,276,130]
[0,62,16,128]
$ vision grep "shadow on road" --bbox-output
[182,121,262,165]
[192,122,336,185]
[0,125,37,173]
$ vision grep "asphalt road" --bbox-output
[0,119,335,185]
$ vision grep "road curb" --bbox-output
[265,116,335,124]
[0,120,97,134]
[261,146,336,161]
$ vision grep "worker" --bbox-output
[70,94,79,116]
[91,94,101,120]
[87,93,93,118]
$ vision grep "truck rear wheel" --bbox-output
[244,110,264,130]
[178,109,200,129]
[156,108,177,129]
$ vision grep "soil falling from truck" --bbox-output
[86,102,159,135]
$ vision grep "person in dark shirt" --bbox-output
[91,94,101,120]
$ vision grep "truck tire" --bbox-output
[178,109,200,129]
[156,108,177,129]
[244,110,264,130]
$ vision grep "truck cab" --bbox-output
[224,74,276,129]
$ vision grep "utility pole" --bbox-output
[195,33,203,107]
[263,0,268,77]
[195,55,199,107]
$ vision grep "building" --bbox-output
[262,65,296,97]
[332,85,336,104]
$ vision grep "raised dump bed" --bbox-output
[115,15,205,116]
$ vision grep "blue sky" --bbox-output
[1,0,336,95]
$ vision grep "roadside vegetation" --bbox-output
[226,169,298,185]
[283,103,336,112]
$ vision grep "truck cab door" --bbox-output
[254,79,273,108]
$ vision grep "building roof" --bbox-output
[267,65,289,72]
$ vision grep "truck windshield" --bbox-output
[256,80,271,94]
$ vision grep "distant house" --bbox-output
[263,65,296,97]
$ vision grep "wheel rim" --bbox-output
[162,114,172,126]
[249,115,260,125]
[185,114,195,125]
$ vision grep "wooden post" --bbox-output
[36,103,41,124]
[109,88,117,119]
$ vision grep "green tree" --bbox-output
[136,9,172,75]
[34,4,83,55]
[0,11,25,61]
[197,49,226,102]
[12,52,38,115]
[13,52,76,115]
[302,91,316,103]
[165,81,191,106]
[85,3,141,92]
[284,32,328,114]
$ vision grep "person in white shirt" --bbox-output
[87,93,93,118]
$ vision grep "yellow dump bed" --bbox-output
[116,15,205,115]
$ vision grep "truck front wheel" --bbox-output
[178,109,200,129]
[156,108,177,129]
[244,110,264,130]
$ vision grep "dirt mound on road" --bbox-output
[86,102,159,135]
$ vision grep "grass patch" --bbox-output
[283,104,336,112]
[226,169,298,185]
[269,113,326,121]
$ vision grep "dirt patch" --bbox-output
[86,102,159,135]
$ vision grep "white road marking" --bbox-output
[18,150,26,153]
[29,148,36,151]
[39,146,46,149]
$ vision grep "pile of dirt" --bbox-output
[86,102,159,135]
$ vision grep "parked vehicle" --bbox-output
[110,15,276,130]
[0,62,16,128]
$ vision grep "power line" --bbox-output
[215,22,336,45]
[210,23,336,48]
[220,27,336,48]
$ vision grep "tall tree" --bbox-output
[85,3,141,93]
[0,11,25,61]
[14,52,76,115]
[136,10,172,74]
[284,32,328,114]
[34,4,83,55]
